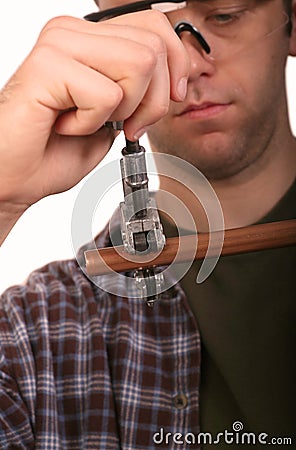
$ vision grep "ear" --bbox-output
[289,0,296,55]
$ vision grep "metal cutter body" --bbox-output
[119,139,166,305]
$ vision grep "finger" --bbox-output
[109,10,189,101]
[41,127,117,195]
[40,12,189,101]
[36,21,175,136]
[53,59,124,136]
[10,126,117,205]
[122,50,170,141]
[21,44,124,136]
[32,34,168,134]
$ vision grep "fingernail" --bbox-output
[177,77,188,100]
[133,127,148,141]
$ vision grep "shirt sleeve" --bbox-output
[0,290,35,449]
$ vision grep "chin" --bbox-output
[176,135,249,179]
[149,126,257,180]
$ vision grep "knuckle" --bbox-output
[104,84,124,109]
[137,47,158,74]
[152,103,169,121]
[146,9,169,26]
[147,10,174,36]
[39,16,76,43]
[38,27,61,45]
[41,15,73,33]
[29,43,60,67]
[149,32,167,55]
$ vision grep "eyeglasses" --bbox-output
[84,1,289,62]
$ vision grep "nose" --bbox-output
[174,20,215,80]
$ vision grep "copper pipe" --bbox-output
[84,219,296,276]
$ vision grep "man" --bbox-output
[0,0,295,448]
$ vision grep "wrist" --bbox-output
[0,200,27,245]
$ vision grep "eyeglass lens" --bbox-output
[165,1,289,61]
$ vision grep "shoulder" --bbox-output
[0,258,110,346]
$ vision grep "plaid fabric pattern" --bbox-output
[0,223,201,449]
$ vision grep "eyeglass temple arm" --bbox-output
[84,0,186,22]
[174,21,211,54]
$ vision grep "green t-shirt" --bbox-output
[177,180,296,446]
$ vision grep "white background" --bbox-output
[0,0,295,293]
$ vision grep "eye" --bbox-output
[213,13,238,23]
[208,9,247,26]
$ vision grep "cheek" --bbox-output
[147,115,173,148]
[224,47,286,113]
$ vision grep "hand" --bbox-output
[0,11,189,213]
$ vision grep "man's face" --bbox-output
[98,1,293,180]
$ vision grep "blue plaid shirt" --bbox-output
[0,223,201,449]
